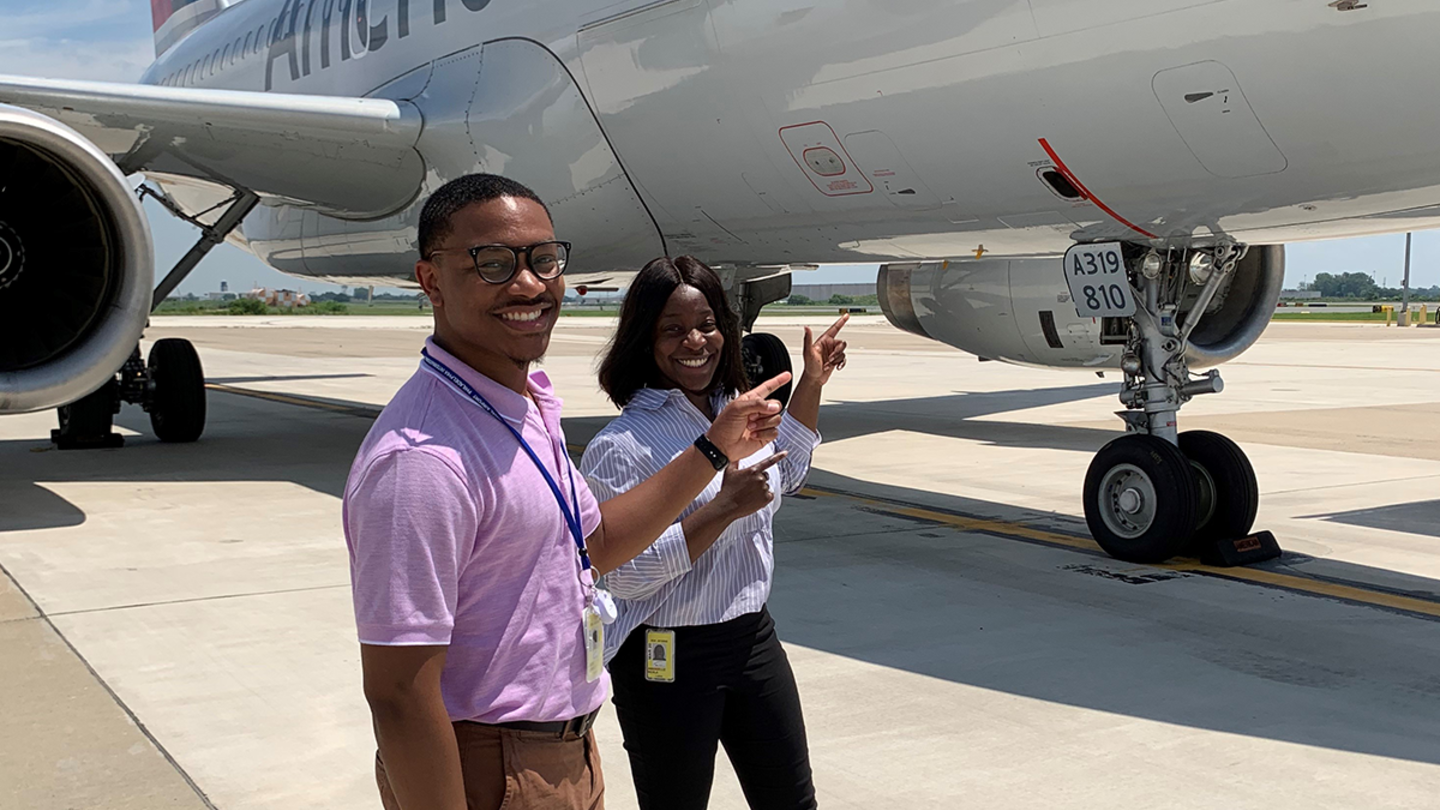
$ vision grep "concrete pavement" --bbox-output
[3,317,1440,808]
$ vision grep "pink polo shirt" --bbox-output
[342,338,605,723]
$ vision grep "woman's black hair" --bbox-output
[599,255,749,408]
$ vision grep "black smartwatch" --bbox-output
[693,434,729,471]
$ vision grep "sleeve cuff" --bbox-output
[779,412,821,451]
[357,624,453,646]
[654,522,694,580]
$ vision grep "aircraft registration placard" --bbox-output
[1063,242,1136,318]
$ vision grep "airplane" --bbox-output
[2,0,1438,566]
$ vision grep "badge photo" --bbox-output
[645,629,676,683]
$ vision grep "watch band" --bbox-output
[693,434,729,471]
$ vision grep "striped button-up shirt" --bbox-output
[580,387,820,662]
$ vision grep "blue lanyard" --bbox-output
[422,349,590,572]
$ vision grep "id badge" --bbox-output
[584,606,604,683]
[644,629,675,683]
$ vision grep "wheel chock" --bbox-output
[1199,530,1282,567]
[50,427,124,450]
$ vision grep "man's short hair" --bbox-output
[417,174,552,259]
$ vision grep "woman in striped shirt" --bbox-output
[581,256,848,810]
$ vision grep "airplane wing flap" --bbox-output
[0,75,424,219]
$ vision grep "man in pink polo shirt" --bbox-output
[343,174,790,810]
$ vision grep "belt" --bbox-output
[485,708,600,739]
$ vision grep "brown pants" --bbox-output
[376,722,604,810]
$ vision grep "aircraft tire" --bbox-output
[53,378,122,450]
[1179,430,1258,547]
[742,332,793,407]
[1083,434,1198,564]
[148,338,206,443]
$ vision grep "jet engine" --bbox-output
[877,246,1284,370]
[0,104,154,413]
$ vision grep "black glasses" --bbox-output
[426,241,571,284]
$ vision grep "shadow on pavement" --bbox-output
[5,382,1440,768]
[767,466,1440,768]
[0,391,371,535]
[1302,499,1440,539]
[0,482,87,532]
[209,373,374,385]
[564,382,1121,453]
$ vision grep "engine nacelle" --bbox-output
[0,104,153,413]
[878,246,1285,369]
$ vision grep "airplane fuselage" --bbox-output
[141,0,1440,286]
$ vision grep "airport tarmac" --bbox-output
[4,315,1440,809]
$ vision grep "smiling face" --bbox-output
[415,196,562,386]
[653,284,724,394]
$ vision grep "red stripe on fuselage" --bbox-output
[1038,138,1158,240]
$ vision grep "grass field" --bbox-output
[1272,311,1390,322]
[153,300,424,316]
[1271,311,1439,323]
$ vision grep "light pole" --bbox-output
[1402,232,1413,326]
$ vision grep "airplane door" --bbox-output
[467,39,665,273]
[576,0,795,259]
[296,41,666,282]
[1152,61,1287,179]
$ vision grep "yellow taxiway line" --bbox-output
[213,384,1440,622]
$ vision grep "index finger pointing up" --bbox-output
[823,312,851,340]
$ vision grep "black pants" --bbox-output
[609,606,817,810]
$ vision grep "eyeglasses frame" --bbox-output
[424,240,573,284]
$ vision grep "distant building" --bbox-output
[246,288,311,308]
[1280,289,1322,300]
[790,283,876,301]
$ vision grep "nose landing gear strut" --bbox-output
[1081,243,1274,565]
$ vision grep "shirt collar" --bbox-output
[423,337,556,426]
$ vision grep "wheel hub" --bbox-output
[0,221,22,291]
[1099,463,1159,540]
[1117,487,1144,514]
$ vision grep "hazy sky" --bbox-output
[5,0,1438,296]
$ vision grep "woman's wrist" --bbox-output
[701,495,742,526]
[693,433,729,470]
[799,367,826,386]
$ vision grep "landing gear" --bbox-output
[1178,430,1258,548]
[147,338,206,443]
[52,379,124,450]
[48,184,250,449]
[52,338,207,448]
[1081,242,1272,563]
[733,268,796,406]
[742,333,793,407]
[1084,434,1198,563]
